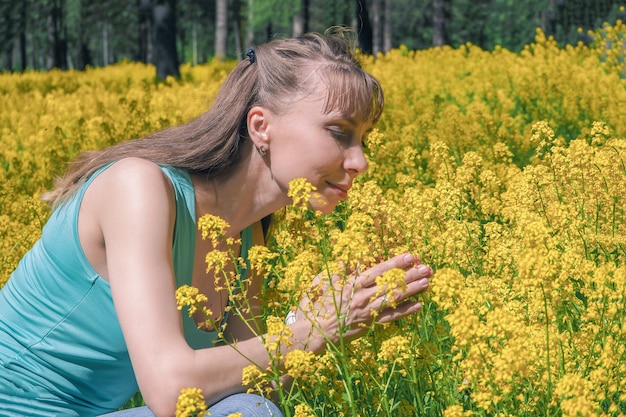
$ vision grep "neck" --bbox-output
[190,143,289,237]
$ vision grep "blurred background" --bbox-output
[0,0,624,74]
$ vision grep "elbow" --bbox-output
[142,383,186,417]
[141,390,177,417]
[139,368,196,417]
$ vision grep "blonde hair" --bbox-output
[43,27,384,208]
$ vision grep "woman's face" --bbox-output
[264,85,372,214]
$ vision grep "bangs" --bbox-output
[319,65,384,125]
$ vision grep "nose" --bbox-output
[344,144,369,176]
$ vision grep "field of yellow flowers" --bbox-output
[2,20,626,417]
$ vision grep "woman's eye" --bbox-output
[329,129,349,141]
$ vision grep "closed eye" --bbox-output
[329,128,349,141]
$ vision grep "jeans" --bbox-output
[99,393,284,417]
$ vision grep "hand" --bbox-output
[295,253,432,347]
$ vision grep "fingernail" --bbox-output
[417,265,430,275]
[403,254,414,264]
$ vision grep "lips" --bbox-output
[330,182,351,193]
[327,181,351,198]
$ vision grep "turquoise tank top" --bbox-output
[0,163,253,416]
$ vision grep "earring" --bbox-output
[259,146,267,156]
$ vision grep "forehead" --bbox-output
[284,86,370,130]
[288,63,382,125]
[320,66,382,125]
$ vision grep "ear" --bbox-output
[247,106,271,150]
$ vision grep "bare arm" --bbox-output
[86,159,315,416]
[87,158,431,416]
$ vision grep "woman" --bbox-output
[0,29,432,417]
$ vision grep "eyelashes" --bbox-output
[328,128,368,149]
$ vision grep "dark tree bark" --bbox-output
[265,21,273,42]
[138,0,152,64]
[48,0,68,69]
[153,0,180,80]
[3,1,15,71]
[356,0,373,54]
[75,0,93,70]
[432,0,449,47]
[19,0,27,71]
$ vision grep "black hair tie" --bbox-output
[246,48,256,63]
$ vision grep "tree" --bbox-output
[372,0,381,54]
[153,0,180,79]
[355,0,373,53]
[292,0,310,36]
[215,0,228,60]
[383,0,391,52]
[48,0,68,69]
[138,0,152,64]
[1,0,15,70]
[432,0,449,47]
[18,0,27,71]
[232,0,245,58]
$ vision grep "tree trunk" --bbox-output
[355,0,372,54]
[232,0,243,59]
[383,0,391,52]
[372,0,381,55]
[541,0,565,38]
[47,0,68,69]
[138,0,152,64]
[3,1,15,71]
[245,0,254,48]
[215,0,228,60]
[292,0,309,37]
[153,0,180,80]
[19,0,27,71]
[432,0,448,47]
[102,23,109,66]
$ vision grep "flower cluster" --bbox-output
[175,388,208,417]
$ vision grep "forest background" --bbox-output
[0,0,624,78]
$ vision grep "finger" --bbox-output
[358,253,420,287]
[372,276,430,309]
[377,299,424,324]
[403,264,434,285]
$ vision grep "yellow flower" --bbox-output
[175,285,214,330]
[371,268,407,308]
[264,315,294,356]
[198,213,230,247]
[247,245,278,279]
[175,387,208,417]
[285,349,317,380]
[204,249,231,275]
[293,403,315,417]
[241,365,267,387]
[175,285,209,316]
[287,178,318,209]
[376,335,411,364]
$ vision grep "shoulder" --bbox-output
[99,157,169,182]
[94,158,173,195]
[87,158,178,223]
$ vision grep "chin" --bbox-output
[309,197,337,215]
